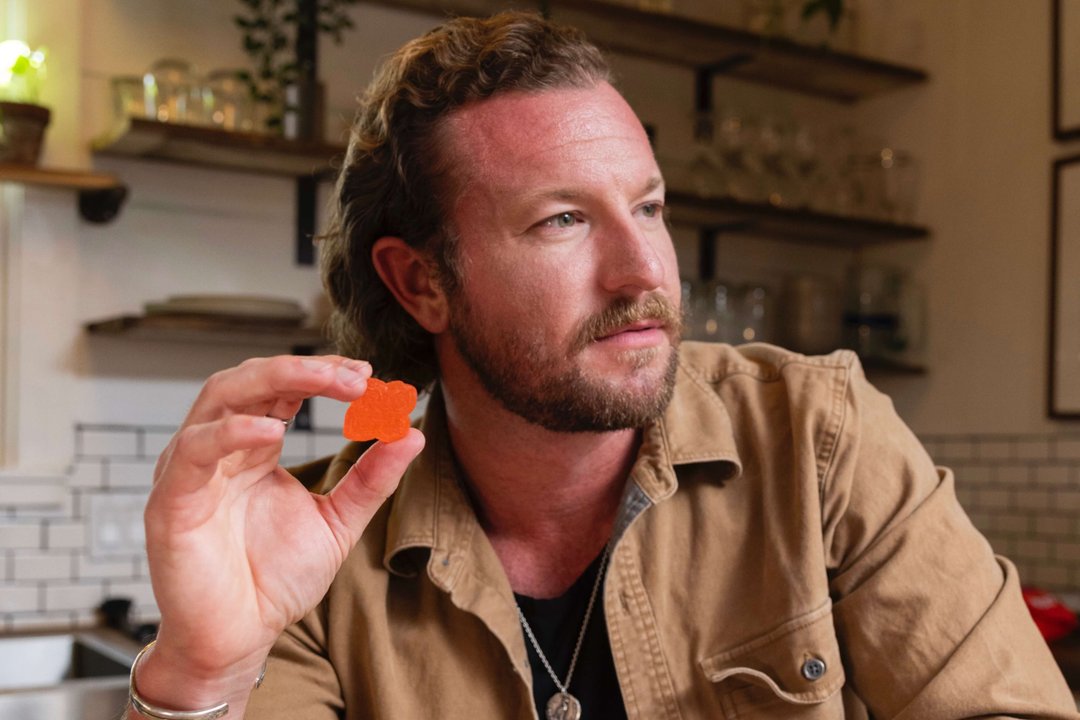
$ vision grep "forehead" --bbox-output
[439,82,653,193]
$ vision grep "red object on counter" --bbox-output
[1022,586,1079,642]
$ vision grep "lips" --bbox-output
[597,319,665,340]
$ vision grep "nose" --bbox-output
[597,215,668,296]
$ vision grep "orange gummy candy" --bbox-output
[343,377,417,443]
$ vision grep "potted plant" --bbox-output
[233,0,358,139]
[0,39,48,165]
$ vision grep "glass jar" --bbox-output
[143,58,196,124]
[203,69,254,132]
[110,75,147,125]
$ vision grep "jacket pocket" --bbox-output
[700,600,846,719]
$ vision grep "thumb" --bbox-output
[321,429,425,544]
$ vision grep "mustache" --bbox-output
[571,293,683,353]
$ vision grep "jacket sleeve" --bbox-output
[820,356,1076,719]
[244,605,345,719]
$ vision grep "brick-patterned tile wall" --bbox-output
[3,426,1079,631]
[0,424,347,632]
[922,433,1080,593]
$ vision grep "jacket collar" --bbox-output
[381,351,743,577]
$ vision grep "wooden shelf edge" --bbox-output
[667,189,930,246]
[85,314,331,349]
[93,119,347,178]
[0,163,123,192]
[366,0,928,101]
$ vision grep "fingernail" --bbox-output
[337,366,366,386]
[343,359,372,374]
[254,417,285,431]
[302,359,332,372]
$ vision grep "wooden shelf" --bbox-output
[667,189,930,246]
[0,163,122,192]
[370,0,928,102]
[93,119,347,178]
[85,314,330,350]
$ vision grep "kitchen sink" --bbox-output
[0,631,134,691]
[0,629,139,720]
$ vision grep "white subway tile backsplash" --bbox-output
[1036,465,1073,488]
[76,555,138,581]
[78,429,138,458]
[1055,437,1080,460]
[11,423,1080,628]
[44,582,105,613]
[0,482,65,509]
[1055,542,1080,563]
[12,551,72,581]
[0,523,42,549]
[0,585,40,613]
[142,431,174,459]
[956,464,992,487]
[106,460,155,488]
[1016,439,1052,461]
[1032,565,1071,587]
[45,521,87,549]
[939,439,977,462]
[991,514,1030,535]
[977,488,1012,510]
[979,440,1015,461]
[1016,539,1051,561]
[68,461,106,489]
[992,464,1031,488]
[1014,489,1053,512]
[1035,516,1074,538]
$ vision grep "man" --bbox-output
[128,11,1076,720]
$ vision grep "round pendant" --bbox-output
[546,692,582,720]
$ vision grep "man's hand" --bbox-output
[132,355,424,715]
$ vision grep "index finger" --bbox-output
[183,355,372,427]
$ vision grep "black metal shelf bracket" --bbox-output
[78,185,129,224]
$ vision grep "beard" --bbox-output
[448,291,683,433]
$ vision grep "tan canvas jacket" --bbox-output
[249,342,1077,719]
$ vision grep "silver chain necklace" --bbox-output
[515,544,612,720]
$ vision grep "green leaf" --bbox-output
[801,0,844,30]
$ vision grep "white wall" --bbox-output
[1,0,1077,471]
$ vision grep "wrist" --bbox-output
[131,640,267,717]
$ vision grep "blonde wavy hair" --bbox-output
[319,11,610,390]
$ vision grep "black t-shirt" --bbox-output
[514,551,628,720]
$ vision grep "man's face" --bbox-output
[437,82,682,432]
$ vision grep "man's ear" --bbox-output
[371,237,450,334]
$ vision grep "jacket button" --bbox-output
[801,657,827,681]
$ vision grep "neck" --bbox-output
[439,365,640,598]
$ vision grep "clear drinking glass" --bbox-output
[738,284,774,343]
[203,69,254,132]
[683,111,725,198]
[110,75,147,125]
[143,58,196,124]
[715,107,760,201]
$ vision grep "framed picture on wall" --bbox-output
[1050,153,1080,417]
[1054,0,1080,140]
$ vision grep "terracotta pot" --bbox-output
[0,101,51,165]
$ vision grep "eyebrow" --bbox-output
[521,175,666,204]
